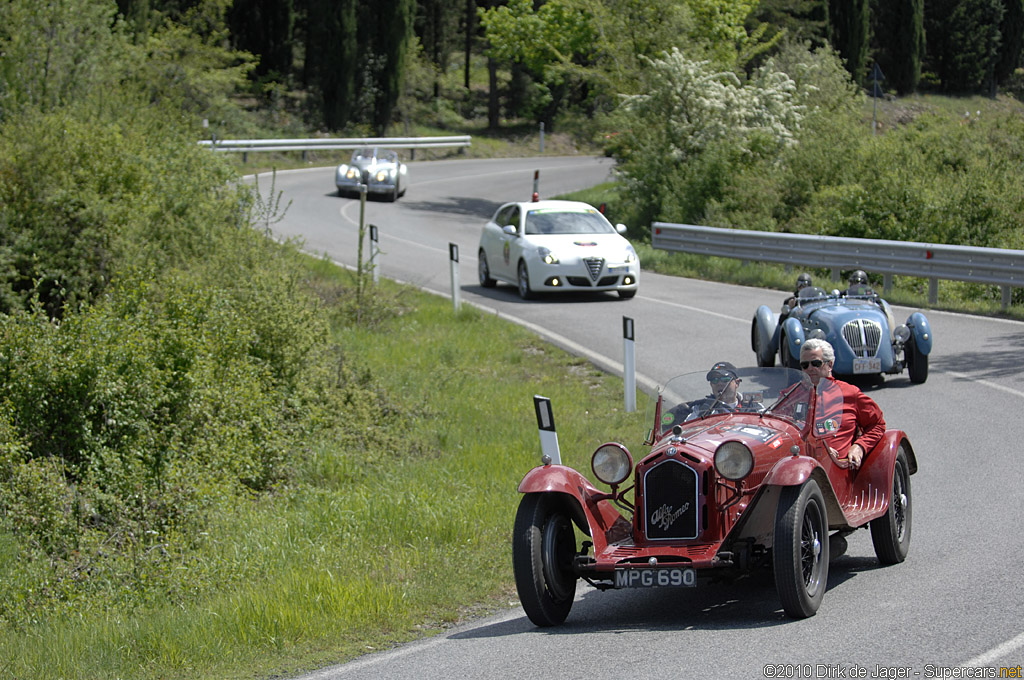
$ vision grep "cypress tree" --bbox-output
[358,0,415,135]
[228,0,295,80]
[872,0,924,94]
[305,0,357,129]
[828,0,870,86]
[929,0,1003,93]
[995,0,1024,85]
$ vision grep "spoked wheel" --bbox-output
[517,261,535,300]
[871,446,913,564]
[774,481,829,618]
[906,337,928,384]
[478,250,496,288]
[512,493,578,626]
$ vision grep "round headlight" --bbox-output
[375,170,388,182]
[714,441,754,481]
[808,329,826,340]
[894,325,911,343]
[592,443,633,486]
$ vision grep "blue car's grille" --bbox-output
[583,257,604,282]
[842,319,882,356]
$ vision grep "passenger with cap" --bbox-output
[683,362,763,421]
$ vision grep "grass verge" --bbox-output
[0,266,646,680]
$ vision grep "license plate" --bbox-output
[853,357,881,374]
[614,567,696,588]
[607,265,630,273]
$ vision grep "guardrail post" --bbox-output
[623,316,636,412]
[449,243,461,312]
[928,278,938,305]
[831,268,840,284]
[533,395,560,465]
[539,122,545,153]
[1002,285,1012,310]
[883,273,893,294]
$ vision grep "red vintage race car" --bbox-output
[513,366,917,625]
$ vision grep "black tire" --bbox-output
[478,250,496,288]
[870,446,912,564]
[753,320,775,367]
[512,493,578,627]
[517,261,535,300]
[388,183,398,202]
[780,333,800,370]
[773,481,829,618]
[906,337,928,384]
[618,288,637,299]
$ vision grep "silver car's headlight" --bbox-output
[592,443,633,486]
[375,170,388,182]
[714,441,753,481]
[538,247,559,264]
[345,168,359,180]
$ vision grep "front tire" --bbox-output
[774,481,829,618]
[517,261,535,300]
[512,494,578,627]
[870,446,912,564]
[478,250,496,288]
[906,337,928,384]
[753,320,775,367]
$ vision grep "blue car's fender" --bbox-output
[752,305,779,366]
[906,312,932,355]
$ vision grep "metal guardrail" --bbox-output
[198,135,471,161]
[651,222,1024,307]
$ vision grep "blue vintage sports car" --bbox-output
[751,286,932,383]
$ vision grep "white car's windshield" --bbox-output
[524,208,616,235]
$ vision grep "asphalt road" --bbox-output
[254,156,1024,680]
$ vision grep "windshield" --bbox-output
[647,367,843,441]
[523,208,616,235]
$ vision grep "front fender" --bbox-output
[781,316,806,357]
[518,465,628,553]
[906,312,932,355]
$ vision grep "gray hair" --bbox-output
[800,338,835,363]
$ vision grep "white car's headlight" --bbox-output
[714,441,754,481]
[624,246,637,264]
[592,443,632,486]
[538,247,559,264]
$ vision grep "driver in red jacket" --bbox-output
[799,338,886,469]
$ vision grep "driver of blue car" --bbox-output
[682,362,764,421]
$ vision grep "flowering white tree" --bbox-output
[610,48,806,223]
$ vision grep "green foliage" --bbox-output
[828,0,870,86]
[928,0,1004,93]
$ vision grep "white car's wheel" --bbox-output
[517,261,535,300]
[478,250,496,288]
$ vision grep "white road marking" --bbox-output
[961,629,1024,666]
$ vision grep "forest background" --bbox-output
[2,1,1024,678]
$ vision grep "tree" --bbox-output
[927,0,1003,93]
[995,0,1024,86]
[304,0,357,129]
[416,0,462,97]
[871,0,924,94]
[358,0,415,135]
[828,0,870,86]
[227,0,295,79]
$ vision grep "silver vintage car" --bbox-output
[335,147,407,201]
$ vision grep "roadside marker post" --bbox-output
[623,316,636,412]
[370,224,379,285]
[449,242,461,312]
[533,395,560,465]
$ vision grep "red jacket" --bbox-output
[820,377,886,459]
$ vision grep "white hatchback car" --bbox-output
[477,200,639,299]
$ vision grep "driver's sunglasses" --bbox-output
[710,376,733,384]
[800,359,825,369]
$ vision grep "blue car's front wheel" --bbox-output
[906,337,928,383]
